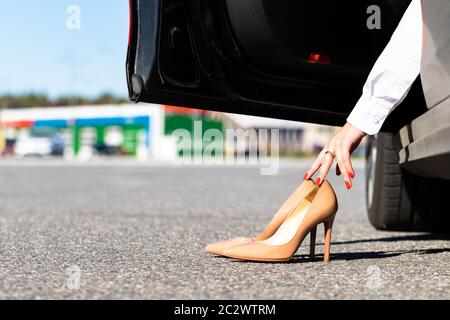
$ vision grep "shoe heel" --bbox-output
[309,225,317,259]
[323,215,335,263]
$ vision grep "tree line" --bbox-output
[0,93,128,108]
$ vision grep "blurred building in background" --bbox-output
[210,112,325,157]
[0,104,163,160]
[0,104,346,161]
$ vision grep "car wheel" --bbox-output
[365,132,450,232]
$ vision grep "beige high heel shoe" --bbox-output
[222,180,338,263]
[205,179,317,256]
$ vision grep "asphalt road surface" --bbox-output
[0,160,449,299]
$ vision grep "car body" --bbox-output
[401,0,450,179]
[127,0,450,231]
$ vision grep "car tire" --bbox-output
[365,132,450,232]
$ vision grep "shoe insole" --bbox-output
[271,184,306,219]
[262,189,317,246]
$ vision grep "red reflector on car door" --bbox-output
[308,53,331,64]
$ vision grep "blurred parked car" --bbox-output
[14,128,64,157]
[126,0,450,231]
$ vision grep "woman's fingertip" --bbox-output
[345,181,352,190]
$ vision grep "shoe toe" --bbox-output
[205,237,251,256]
[223,242,291,262]
[223,242,271,260]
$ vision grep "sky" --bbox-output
[0,0,129,98]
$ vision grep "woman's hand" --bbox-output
[303,122,366,189]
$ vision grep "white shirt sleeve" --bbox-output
[347,0,423,135]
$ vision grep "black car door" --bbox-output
[127,0,416,128]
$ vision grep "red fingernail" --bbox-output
[315,177,322,185]
[303,173,308,180]
[345,181,352,190]
[349,172,355,179]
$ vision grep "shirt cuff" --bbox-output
[346,96,393,135]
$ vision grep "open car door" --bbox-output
[127,0,421,130]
